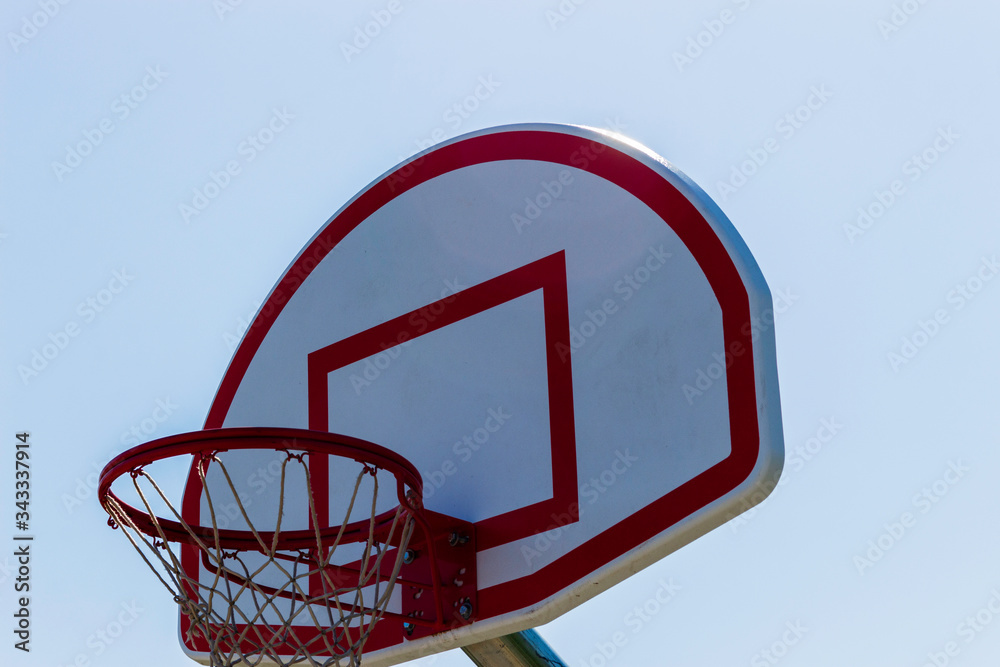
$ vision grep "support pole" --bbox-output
[461,629,568,667]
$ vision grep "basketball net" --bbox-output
[102,450,414,667]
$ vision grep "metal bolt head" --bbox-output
[403,622,415,636]
[458,602,473,620]
[402,549,417,564]
[448,532,469,547]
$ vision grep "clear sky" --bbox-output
[3,2,999,666]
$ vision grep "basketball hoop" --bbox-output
[97,124,785,667]
[98,427,476,667]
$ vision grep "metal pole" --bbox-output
[461,629,568,667]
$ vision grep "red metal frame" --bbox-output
[99,427,421,550]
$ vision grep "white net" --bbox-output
[102,450,415,667]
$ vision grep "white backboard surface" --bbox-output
[181,124,783,665]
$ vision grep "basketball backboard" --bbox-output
[177,123,784,665]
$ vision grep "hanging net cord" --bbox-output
[101,450,416,667]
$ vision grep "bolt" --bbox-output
[458,601,473,620]
[448,532,469,547]
[402,549,417,564]
[403,622,415,636]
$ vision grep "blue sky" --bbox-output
[3,2,999,666]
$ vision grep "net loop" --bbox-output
[281,450,307,465]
